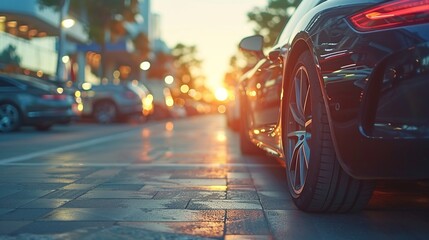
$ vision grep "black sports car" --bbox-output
[238,0,429,212]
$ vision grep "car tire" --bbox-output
[284,51,374,213]
[93,101,117,124]
[0,103,21,133]
[239,96,264,156]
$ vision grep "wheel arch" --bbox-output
[0,100,24,120]
[92,98,118,114]
[281,36,343,165]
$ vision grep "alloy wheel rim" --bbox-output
[287,66,312,195]
[0,104,19,132]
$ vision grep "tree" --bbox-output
[0,45,21,66]
[171,43,204,92]
[223,0,302,88]
[38,0,150,78]
[247,0,301,47]
[38,0,126,43]
[147,51,173,80]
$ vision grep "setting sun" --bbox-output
[214,87,228,102]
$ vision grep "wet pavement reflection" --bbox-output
[0,115,428,239]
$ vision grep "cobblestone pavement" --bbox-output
[0,115,429,239]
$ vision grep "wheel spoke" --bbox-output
[286,64,312,194]
[294,152,301,188]
[0,104,19,132]
[297,145,304,187]
[302,134,311,168]
[303,85,311,116]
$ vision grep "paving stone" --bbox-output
[41,208,226,222]
[265,210,429,240]
[0,189,20,199]
[1,190,54,199]
[258,191,297,210]
[63,199,188,209]
[73,178,108,185]
[141,185,227,191]
[0,209,13,215]
[119,221,224,238]
[141,179,227,187]
[11,221,115,235]
[60,225,213,240]
[170,169,227,179]
[42,208,135,221]
[43,190,89,199]
[0,199,34,209]
[0,221,31,235]
[0,178,75,184]
[227,186,257,191]
[83,169,121,179]
[153,191,226,200]
[226,210,270,235]
[227,172,251,179]
[62,184,97,190]
[19,199,70,209]
[15,183,67,190]
[96,183,145,191]
[227,178,254,186]
[227,191,259,200]
[124,209,226,222]
[187,200,262,210]
[79,190,156,199]
[224,235,273,240]
[0,208,53,220]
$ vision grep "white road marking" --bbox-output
[0,130,138,165]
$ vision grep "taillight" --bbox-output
[42,94,67,100]
[350,0,429,32]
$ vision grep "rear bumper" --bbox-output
[334,42,429,179]
[26,109,75,124]
[118,103,143,116]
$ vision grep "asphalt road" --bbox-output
[0,115,428,239]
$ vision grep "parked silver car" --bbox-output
[0,73,76,132]
[79,81,153,123]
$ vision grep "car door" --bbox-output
[252,59,283,131]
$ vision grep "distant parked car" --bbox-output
[238,0,429,212]
[0,73,76,132]
[130,81,154,120]
[79,81,153,123]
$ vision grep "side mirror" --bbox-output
[239,35,264,57]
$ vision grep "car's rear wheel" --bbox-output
[0,103,21,133]
[93,101,117,124]
[284,51,374,213]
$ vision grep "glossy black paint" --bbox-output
[240,0,429,179]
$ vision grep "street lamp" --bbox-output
[56,0,71,81]
[62,18,75,29]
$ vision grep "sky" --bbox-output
[151,0,267,90]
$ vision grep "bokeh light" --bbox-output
[164,75,174,85]
[215,87,228,101]
[140,61,151,71]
